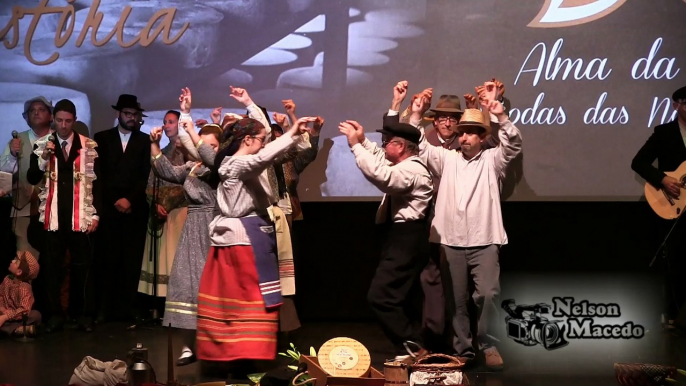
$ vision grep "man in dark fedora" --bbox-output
[339,119,433,363]
[93,94,151,323]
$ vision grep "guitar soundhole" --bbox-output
[680,175,686,187]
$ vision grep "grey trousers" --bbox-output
[441,244,500,358]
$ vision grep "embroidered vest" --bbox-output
[33,133,98,232]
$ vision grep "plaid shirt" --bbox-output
[0,276,34,321]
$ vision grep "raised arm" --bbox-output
[292,116,323,174]
[150,127,189,184]
[220,117,316,181]
[481,85,522,175]
[340,121,412,194]
[177,87,201,160]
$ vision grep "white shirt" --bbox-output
[352,138,433,224]
[118,129,131,152]
[417,119,522,247]
[59,132,74,158]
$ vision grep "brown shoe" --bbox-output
[483,347,503,370]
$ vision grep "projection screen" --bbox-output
[1,0,685,201]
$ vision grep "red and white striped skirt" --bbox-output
[196,245,280,361]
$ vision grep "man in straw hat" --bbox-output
[416,82,522,370]
[339,119,433,363]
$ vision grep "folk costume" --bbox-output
[27,128,100,327]
[196,121,303,361]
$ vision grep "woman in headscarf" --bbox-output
[148,123,222,366]
[195,116,314,361]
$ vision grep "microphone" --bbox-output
[11,130,20,158]
[47,135,55,155]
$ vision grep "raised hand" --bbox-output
[492,78,505,100]
[195,118,209,128]
[288,116,317,136]
[411,88,433,114]
[282,99,296,115]
[150,127,163,143]
[312,116,325,137]
[229,86,253,106]
[487,99,506,121]
[210,107,223,124]
[346,120,366,144]
[273,112,289,127]
[464,94,478,109]
[483,81,498,104]
[393,80,409,104]
[179,87,192,114]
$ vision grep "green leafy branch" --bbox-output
[278,343,317,371]
[665,369,686,385]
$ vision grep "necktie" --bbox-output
[61,141,69,161]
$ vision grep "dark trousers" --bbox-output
[368,221,429,352]
[420,243,446,350]
[44,229,95,322]
[663,223,686,322]
[441,244,500,358]
[97,209,147,320]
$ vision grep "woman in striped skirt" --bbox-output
[149,124,222,366]
[196,116,314,361]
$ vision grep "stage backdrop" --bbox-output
[1,0,685,201]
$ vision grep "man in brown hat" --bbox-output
[93,94,151,323]
[417,82,522,370]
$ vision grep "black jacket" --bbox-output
[93,127,151,216]
[631,120,686,188]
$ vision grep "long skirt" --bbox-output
[162,206,213,329]
[196,245,280,361]
[138,207,188,297]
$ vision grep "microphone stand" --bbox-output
[129,175,162,330]
[649,212,684,330]
[649,213,683,268]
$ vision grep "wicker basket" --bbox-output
[614,363,677,386]
[409,354,468,386]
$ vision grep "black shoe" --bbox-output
[79,318,94,332]
[45,318,64,333]
[176,353,197,366]
[95,313,107,325]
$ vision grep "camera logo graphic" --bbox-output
[502,299,569,350]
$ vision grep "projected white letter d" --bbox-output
[528,0,627,28]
